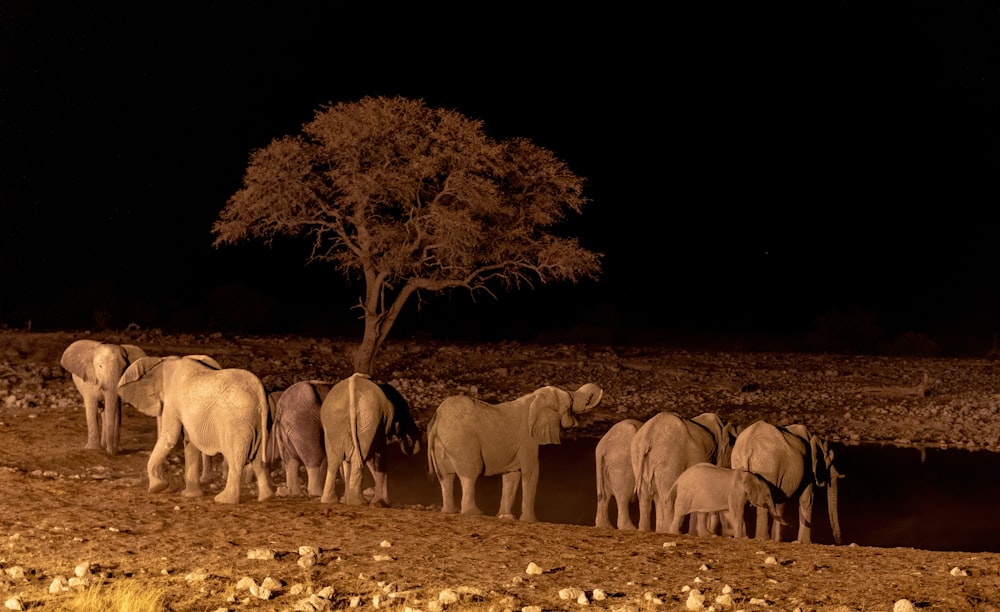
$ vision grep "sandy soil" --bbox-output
[2,329,1000,611]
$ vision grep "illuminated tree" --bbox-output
[213,96,601,375]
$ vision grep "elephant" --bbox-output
[117,355,274,504]
[319,373,421,506]
[630,411,738,533]
[594,418,642,530]
[426,382,603,522]
[730,420,843,544]
[665,462,788,538]
[266,380,334,497]
[60,339,148,455]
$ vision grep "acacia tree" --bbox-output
[213,96,601,375]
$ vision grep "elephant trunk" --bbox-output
[103,389,121,455]
[828,465,842,545]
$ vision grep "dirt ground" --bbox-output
[3,329,1000,611]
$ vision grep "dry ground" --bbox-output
[3,329,1000,611]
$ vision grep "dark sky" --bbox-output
[2,3,998,348]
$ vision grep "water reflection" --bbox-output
[384,439,1000,553]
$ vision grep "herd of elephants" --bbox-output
[57,338,843,545]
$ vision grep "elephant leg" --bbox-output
[498,471,520,519]
[182,439,205,497]
[637,486,654,532]
[83,394,102,450]
[320,462,340,504]
[795,485,814,544]
[458,474,482,515]
[595,494,611,529]
[250,455,274,502]
[367,461,389,507]
[305,464,325,497]
[438,472,459,514]
[147,419,182,494]
[215,457,243,504]
[284,456,303,497]
[519,465,540,523]
[343,451,367,506]
[615,494,636,531]
[199,453,215,484]
[755,504,772,540]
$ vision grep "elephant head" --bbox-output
[118,355,222,417]
[529,383,603,444]
[809,434,843,545]
[739,470,789,528]
[60,339,148,454]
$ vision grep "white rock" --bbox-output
[249,584,271,600]
[663,541,678,547]
[68,576,88,588]
[526,562,544,575]
[4,596,22,611]
[349,595,361,607]
[722,584,733,594]
[380,540,392,548]
[294,594,331,611]
[764,556,778,565]
[521,607,543,612]
[74,563,91,577]
[893,600,916,612]
[559,587,584,600]
[438,588,459,604]
[949,567,968,576]
[298,554,316,569]
[686,589,705,610]
[299,545,319,557]
[289,584,306,595]
[592,588,607,601]
[749,598,767,606]
[4,567,24,579]
[716,593,734,607]
[49,576,68,594]
[185,570,209,583]
[236,576,258,590]
[577,592,590,605]
[261,576,282,591]
[247,548,275,560]
[372,554,393,561]
[317,586,335,599]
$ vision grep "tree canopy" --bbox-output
[213,95,601,374]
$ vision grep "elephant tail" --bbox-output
[425,412,439,480]
[257,382,270,465]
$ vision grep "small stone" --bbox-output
[49,576,69,594]
[4,595,23,611]
[379,540,392,548]
[949,567,968,576]
[247,548,275,560]
[592,588,606,601]
[526,562,544,575]
[685,589,705,610]
[559,587,584,600]
[298,545,319,556]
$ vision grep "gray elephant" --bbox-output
[266,380,333,497]
[427,382,603,522]
[665,462,788,538]
[117,355,274,504]
[60,339,148,455]
[319,373,421,506]
[594,418,642,530]
[731,420,843,544]
[630,411,738,533]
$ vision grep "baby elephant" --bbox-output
[665,463,787,538]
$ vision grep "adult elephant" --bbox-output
[594,418,642,530]
[117,355,274,504]
[427,382,603,522]
[267,380,334,497]
[319,373,421,506]
[630,411,738,533]
[60,339,147,455]
[730,420,843,544]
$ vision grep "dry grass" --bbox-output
[63,579,168,612]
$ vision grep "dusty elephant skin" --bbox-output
[3,330,1000,610]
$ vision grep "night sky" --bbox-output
[2,3,998,350]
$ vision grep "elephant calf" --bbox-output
[664,462,786,538]
[594,418,642,530]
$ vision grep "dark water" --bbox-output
[382,439,1000,553]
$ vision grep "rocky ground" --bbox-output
[2,329,1000,611]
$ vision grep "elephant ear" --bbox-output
[184,355,222,369]
[117,356,166,417]
[121,344,147,364]
[571,383,603,413]
[60,340,99,382]
[528,387,563,445]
